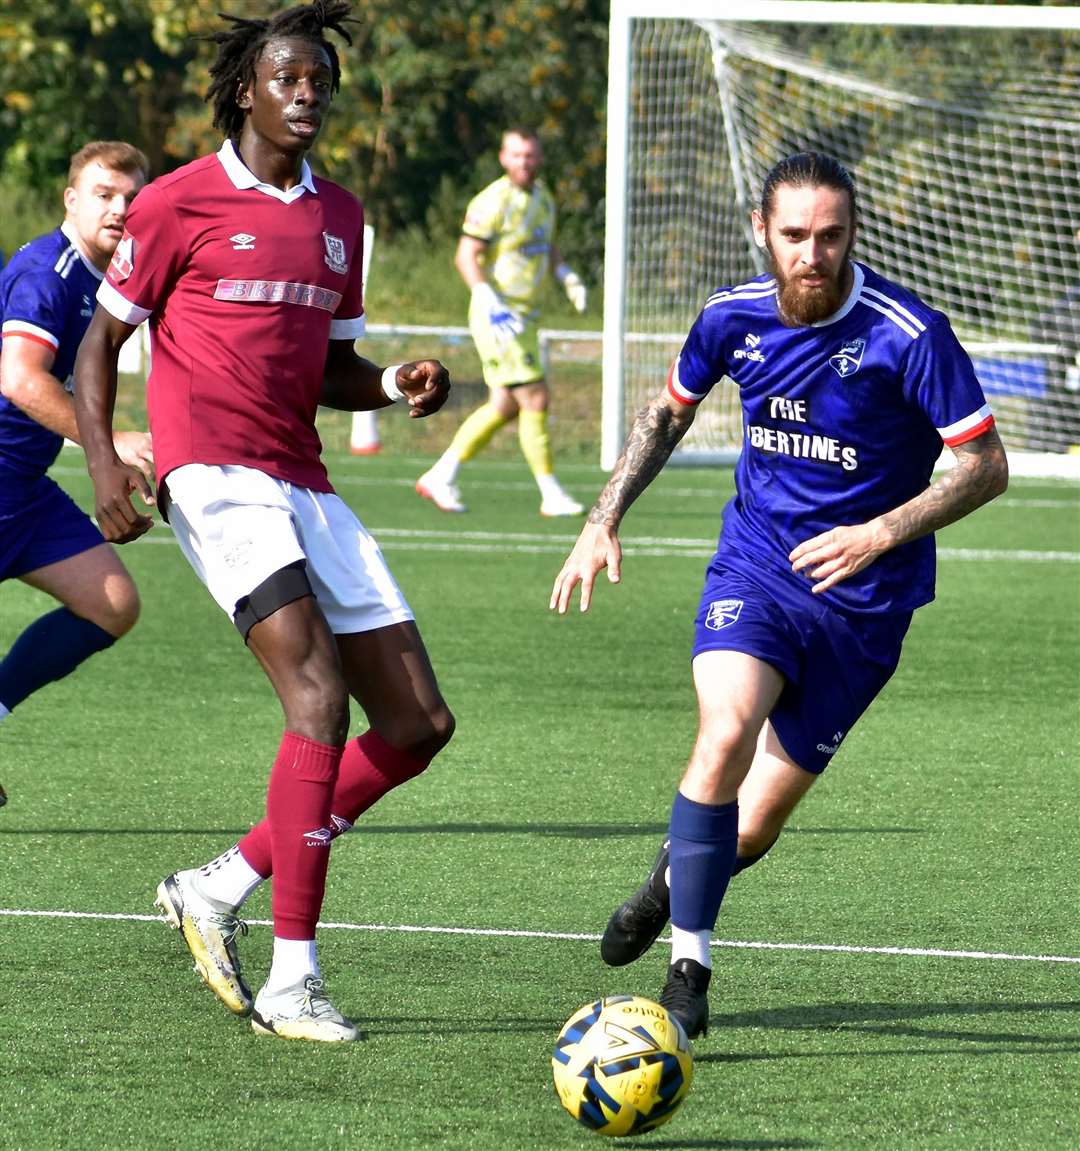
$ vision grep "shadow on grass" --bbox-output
[0,822,923,838]
[695,999,1080,1062]
[630,1141,818,1150]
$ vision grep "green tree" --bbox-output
[0,0,609,275]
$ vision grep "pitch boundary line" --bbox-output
[2,908,1077,965]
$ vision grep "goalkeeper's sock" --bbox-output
[447,402,509,465]
[518,408,554,481]
[668,790,738,946]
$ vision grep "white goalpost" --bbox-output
[603,1,1080,476]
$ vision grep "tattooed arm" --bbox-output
[550,391,697,613]
[790,425,1009,595]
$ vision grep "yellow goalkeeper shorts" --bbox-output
[468,297,544,389]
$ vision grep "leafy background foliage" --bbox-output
[0,0,608,276]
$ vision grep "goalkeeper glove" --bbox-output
[472,282,524,344]
[555,263,587,313]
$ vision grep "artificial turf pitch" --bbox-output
[1,449,1078,1149]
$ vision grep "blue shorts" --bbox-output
[0,475,104,582]
[693,557,912,774]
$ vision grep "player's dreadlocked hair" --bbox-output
[761,152,860,225]
[205,0,355,138]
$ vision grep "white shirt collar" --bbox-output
[809,262,865,328]
[59,221,105,281]
[217,138,318,204]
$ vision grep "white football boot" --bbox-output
[540,488,585,517]
[416,470,466,513]
[251,977,361,1043]
[156,869,252,1016]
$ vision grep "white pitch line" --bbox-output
[45,464,1080,508]
[127,528,1077,563]
[2,908,1078,965]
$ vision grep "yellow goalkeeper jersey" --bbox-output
[462,175,557,308]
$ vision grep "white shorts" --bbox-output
[165,463,413,634]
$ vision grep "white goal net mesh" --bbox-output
[618,16,1080,460]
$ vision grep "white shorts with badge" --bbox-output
[165,463,414,634]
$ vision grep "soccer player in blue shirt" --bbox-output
[550,153,1008,1039]
[0,141,150,806]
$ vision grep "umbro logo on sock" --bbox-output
[302,828,333,845]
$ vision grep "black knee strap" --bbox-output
[233,560,312,641]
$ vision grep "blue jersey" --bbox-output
[0,225,103,482]
[670,262,994,614]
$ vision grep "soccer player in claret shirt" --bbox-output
[75,0,454,1043]
[0,141,150,808]
[551,152,1009,1039]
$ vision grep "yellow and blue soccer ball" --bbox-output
[551,995,694,1137]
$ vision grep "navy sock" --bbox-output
[0,607,116,712]
[668,792,739,932]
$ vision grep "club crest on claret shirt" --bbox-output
[111,233,135,281]
[829,336,866,378]
[322,231,348,274]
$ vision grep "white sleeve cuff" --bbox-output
[96,280,152,325]
[330,315,366,341]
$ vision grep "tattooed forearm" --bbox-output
[588,395,695,528]
[879,426,1009,548]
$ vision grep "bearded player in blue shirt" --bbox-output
[550,153,1008,1039]
[0,141,150,807]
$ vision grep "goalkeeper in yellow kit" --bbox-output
[416,128,587,516]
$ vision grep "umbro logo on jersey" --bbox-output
[732,332,766,363]
[704,598,743,630]
[230,233,256,250]
[829,337,866,378]
[303,827,334,845]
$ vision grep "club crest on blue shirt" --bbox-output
[829,337,866,378]
[322,231,348,275]
[704,598,743,630]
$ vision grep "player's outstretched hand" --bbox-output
[550,521,622,614]
[112,430,156,492]
[397,360,451,418]
[789,521,886,594]
[91,457,155,544]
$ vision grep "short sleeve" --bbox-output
[667,306,730,406]
[462,186,500,242]
[903,314,994,446]
[329,206,366,341]
[0,266,67,354]
[97,183,187,325]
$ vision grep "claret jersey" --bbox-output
[670,262,995,614]
[97,140,367,495]
[0,224,103,480]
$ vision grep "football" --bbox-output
[551,995,694,1137]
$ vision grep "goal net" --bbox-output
[602,1,1080,474]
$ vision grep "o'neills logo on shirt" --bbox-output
[213,279,343,312]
